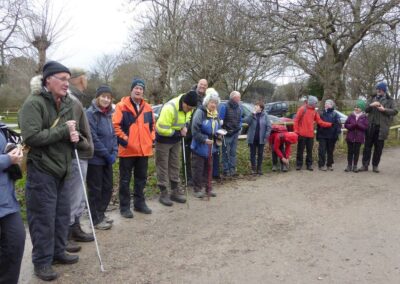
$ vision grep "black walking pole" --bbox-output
[182,137,189,208]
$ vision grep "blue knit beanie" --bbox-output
[131,78,145,91]
[376,82,387,93]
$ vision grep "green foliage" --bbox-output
[307,76,324,100]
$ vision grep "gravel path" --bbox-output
[19,147,400,283]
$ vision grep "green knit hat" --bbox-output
[356,99,366,111]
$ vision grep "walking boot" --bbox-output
[95,219,113,229]
[170,181,186,203]
[134,201,152,214]
[52,253,79,265]
[159,186,173,206]
[344,164,352,172]
[120,209,134,219]
[372,166,380,173]
[71,223,94,242]
[352,165,358,173]
[34,265,58,281]
[251,165,257,175]
[206,187,217,197]
[193,190,205,198]
[358,165,368,172]
[66,227,81,253]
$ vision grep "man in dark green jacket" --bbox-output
[360,82,398,173]
[19,61,80,282]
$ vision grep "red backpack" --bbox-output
[271,124,288,134]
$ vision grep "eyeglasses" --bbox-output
[52,75,70,82]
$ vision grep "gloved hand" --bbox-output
[105,154,116,165]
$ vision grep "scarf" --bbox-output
[354,111,363,121]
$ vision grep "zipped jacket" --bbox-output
[293,105,332,138]
[156,94,193,144]
[86,100,118,165]
[113,96,155,157]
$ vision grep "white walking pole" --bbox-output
[74,149,106,272]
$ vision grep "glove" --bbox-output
[105,154,116,165]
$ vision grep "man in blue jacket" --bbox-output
[219,91,242,177]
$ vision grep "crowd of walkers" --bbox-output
[0,60,398,282]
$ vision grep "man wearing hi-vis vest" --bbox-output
[113,78,155,218]
[155,90,198,206]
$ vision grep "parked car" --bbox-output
[220,101,293,134]
[265,101,288,117]
[152,104,163,120]
[334,109,348,124]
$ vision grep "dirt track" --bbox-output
[20,147,400,284]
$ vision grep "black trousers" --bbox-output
[362,125,385,167]
[272,143,286,167]
[87,164,113,225]
[191,152,209,192]
[296,136,314,167]
[347,142,362,166]
[25,162,70,266]
[318,138,337,167]
[118,157,148,212]
[249,143,264,170]
[0,212,26,284]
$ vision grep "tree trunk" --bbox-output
[317,48,346,107]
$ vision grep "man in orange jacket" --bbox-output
[112,78,155,218]
[293,96,332,171]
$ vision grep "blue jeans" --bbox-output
[212,145,220,178]
[222,132,239,174]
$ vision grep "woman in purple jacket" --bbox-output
[344,100,369,172]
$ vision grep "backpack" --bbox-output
[0,124,23,180]
[271,124,288,134]
[0,124,22,145]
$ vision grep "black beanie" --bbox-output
[95,85,113,97]
[183,90,198,107]
[42,61,71,84]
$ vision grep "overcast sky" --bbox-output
[48,0,132,70]
[44,0,297,84]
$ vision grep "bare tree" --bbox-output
[239,0,400,102]
[381,26,400,101]
[127,0,195,102]
[346,41,387,99]
[0,0,27,84]
[22,0,69,73]
[91,53,122,85]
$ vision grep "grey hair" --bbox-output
[229,91,241,99]
[203,88,220,106]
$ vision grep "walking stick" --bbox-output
[74,148,106,272]
[207,143,213,201]
[181,137,189,208]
